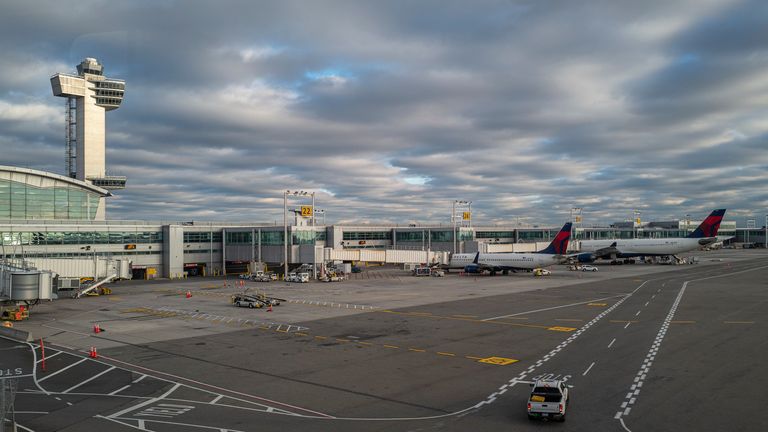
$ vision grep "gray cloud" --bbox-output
[0,0,766,226]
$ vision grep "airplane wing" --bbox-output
[593,242,619,259]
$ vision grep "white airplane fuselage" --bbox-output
[449,252,561,270]
[579,238,711,257]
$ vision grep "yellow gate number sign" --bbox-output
[462,211,471,221]
[300,206,313,217]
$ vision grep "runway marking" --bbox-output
[670,320,695,324]
[635,310,641,316]
[644,302,649,307]
[436,352,456,357]
[588,303,607,307]
[63,366,116,393]
[109,384,131,395]
[608,338,616,348]
[547,326,577,332]
[478,357,518,365]
[38,358,88,382]
[582,361,596,376]
[378,309,560,331]
[482,294,624,321]
[383,344,400,349]
[624,322,632,329]
[210,395,224,404]
[724,321,754,324]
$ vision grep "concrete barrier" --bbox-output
[0,325,32,342]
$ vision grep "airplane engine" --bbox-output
[576,253,596,263]
[464,264,483,273]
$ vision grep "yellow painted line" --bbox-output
[258,326,269,330]
[314,336,327,340]
[547,326,577,332]
[465,356,484,360]
[555,319,583,322]
[724,321,754,324]
[478,357,519,366]
[436,352,456,357]
[407,312,433,316]
[383,344,400,349]
[356,341,372,346]
[497,317,529,320]
[670,321,696,324]
[295,332,309,337]
[336,338,350,343]
[452,314,478,318]
[408,348,426,352]
[376,310,552,330]
[588,303,607,307]
[108,296,123,301]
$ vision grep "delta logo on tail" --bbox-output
[687,209,726,238]
[536,222,572,255]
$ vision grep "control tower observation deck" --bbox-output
[50,58,126,190]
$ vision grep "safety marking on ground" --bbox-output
[615,281,687,422]
[286,299,378,310]
[470,280,649,413]
[122,307,308,333]
[547,326,577,332]
[609,320,640,323]
[588,303,608,307]
[377,309,573,332]
[478,357,518,366]
[669,320,696,324]
[452,314,478,318]
[723,321,755,324]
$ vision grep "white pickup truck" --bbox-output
[527,379,569,422]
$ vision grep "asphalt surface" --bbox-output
[3,250,767,431]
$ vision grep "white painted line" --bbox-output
[644,301,649,307]
[109,384,131,395]
[15,424,34,432]
[63,365,117,393]
[483,294,626,321]
[210,394,224,404]
[38,358,88,382]
[608,338,616,348]
[624,322,631,329]
[635,310,641,316]
[132,374,147,383]
[582,361,596,376]
[37,351,63,363]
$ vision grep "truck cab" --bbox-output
[527,379,569,421]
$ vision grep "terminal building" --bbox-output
[0,58,754,288]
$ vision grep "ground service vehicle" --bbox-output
[232,295,263,309]
[581,265,598,272]
[527,379,569,421]
[533,268,551,276]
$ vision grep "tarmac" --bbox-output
[2,248,767,431]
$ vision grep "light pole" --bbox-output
[283,190,314,278]
[452,200,471,254]
[765,215,767,249]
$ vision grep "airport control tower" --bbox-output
[50,58,126,190]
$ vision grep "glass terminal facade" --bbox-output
[0,177,103,220]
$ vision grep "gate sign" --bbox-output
[462,211,471,221]
[575,215,582,223]
[300,206,313,217]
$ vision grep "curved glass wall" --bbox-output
[0,178,101,220]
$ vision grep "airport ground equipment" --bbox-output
[413,266,432,277]
[533,268,551,276]
[231,292,285,308]
[527,379,569,422]
[73,274,116,298]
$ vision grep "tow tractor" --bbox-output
[231,290,286,309]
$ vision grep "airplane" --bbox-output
[449,222,572,275]
[575,209,726,264]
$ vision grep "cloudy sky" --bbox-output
[1,0,766,226]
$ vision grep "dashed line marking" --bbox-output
[582,361,596,376]
[724,321,755,324]
[608,338,616,348]
[408,348,426,352]
[624,322,632,329]
[436,352,456,357]
[383,345,400,349]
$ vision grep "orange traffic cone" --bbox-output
[267,304,273,312]
[185,291,192,298]
[89,346,98,359]
[93,323,101,334]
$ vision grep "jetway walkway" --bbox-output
[324,248,449,265]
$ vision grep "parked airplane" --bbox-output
[575,209,726,263]
[449,222,572,275]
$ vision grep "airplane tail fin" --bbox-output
[687,209,726,238]
[536,222,572,254]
